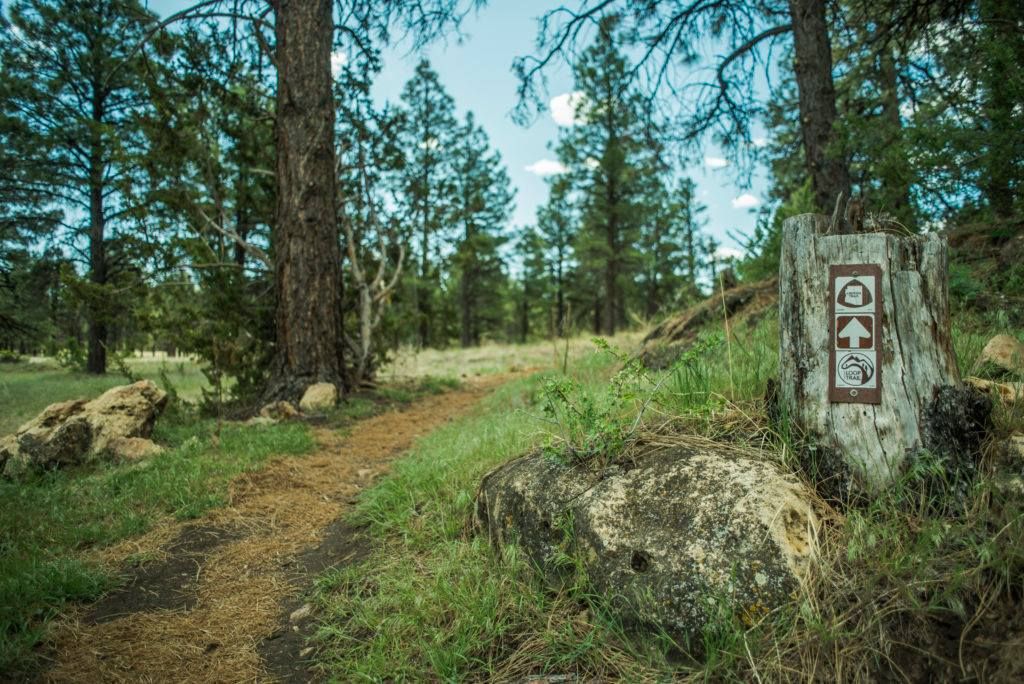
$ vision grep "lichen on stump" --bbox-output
[778,214,991,496]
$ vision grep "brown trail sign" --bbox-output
[778,214,990,497]
[829,264,882,403]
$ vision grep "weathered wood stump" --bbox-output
[779,214,990,496]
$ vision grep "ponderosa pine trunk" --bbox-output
[787,0,851,213]
[265,0,344,400]
[460,221,474,348]
[979,0,1019,219]
[86,92,107,375]
[878,48,913,219]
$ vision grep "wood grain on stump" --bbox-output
[778,213,988,495]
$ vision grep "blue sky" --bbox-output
[148,0,769,259]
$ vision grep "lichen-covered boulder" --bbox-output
[474,445,822,638]
[299,383,338,412]
[978,334,1024,375]
[2,380,168,478]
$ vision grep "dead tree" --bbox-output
[778,213,990,498]
[341,207,403,387]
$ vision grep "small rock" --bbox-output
[259,401,299,421]
[299,383,338,412]
[356,468,373,478]
[289,603,313,624]
[978,334,1024,374]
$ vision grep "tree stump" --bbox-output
[778,214,989,496]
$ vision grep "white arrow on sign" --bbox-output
[838,317,871,348]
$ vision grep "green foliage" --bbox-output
[53,344,86,371]
[737,179,815,283]
[312,358,678,680]
[0,0,174,372]
[555,16,659,335]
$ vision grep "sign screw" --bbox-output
[850,389,859,397]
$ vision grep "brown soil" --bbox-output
[43,377,508,683]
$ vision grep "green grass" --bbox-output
[0,414,314,674]
[311,354,680,680]
[0,366,460,674]
[309,313,1024,681]
[0,358,209,436]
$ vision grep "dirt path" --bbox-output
[45,377,507,683]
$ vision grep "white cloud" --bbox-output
[705,156,729,169]
[753,136,768,148]
[550,91,586,126]
[330,50,347,77]
[583,157,600,170]
[525,159,568,176]
[417,137,440,151]
[731,193,760,209]
[714,246,745,261]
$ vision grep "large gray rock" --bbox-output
[1,380,168,478]
[474,445,822,638]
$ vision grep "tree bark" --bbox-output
[878,48,913,220]
[778,214,989,498]
[264,0,344,400]
[787,0,851,214]
[979,0,1020,219]
[460,221,474,348]
[86,91,107,375]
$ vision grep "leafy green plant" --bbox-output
[0,350,23,364]
[54,342,85,370]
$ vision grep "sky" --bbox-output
[147,0,770,260]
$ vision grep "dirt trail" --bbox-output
[45,377,507,683]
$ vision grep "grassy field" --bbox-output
[308,313,1024,681]
[1,315,1021,679]
[0,358,209,436]
[0,357,463,675]
[380,332,644,381]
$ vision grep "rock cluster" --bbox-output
[474,444,822,638]
[1,380,168,479]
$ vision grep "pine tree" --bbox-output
[640,177,707,316]
[336,53,406,384]
[147,28,277,399]
[451,112,514,347]
[513,226,549,342]
[398,59,459,348]
[0,0,169,373]
[535,176,577,337]
[556,16,651,335]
